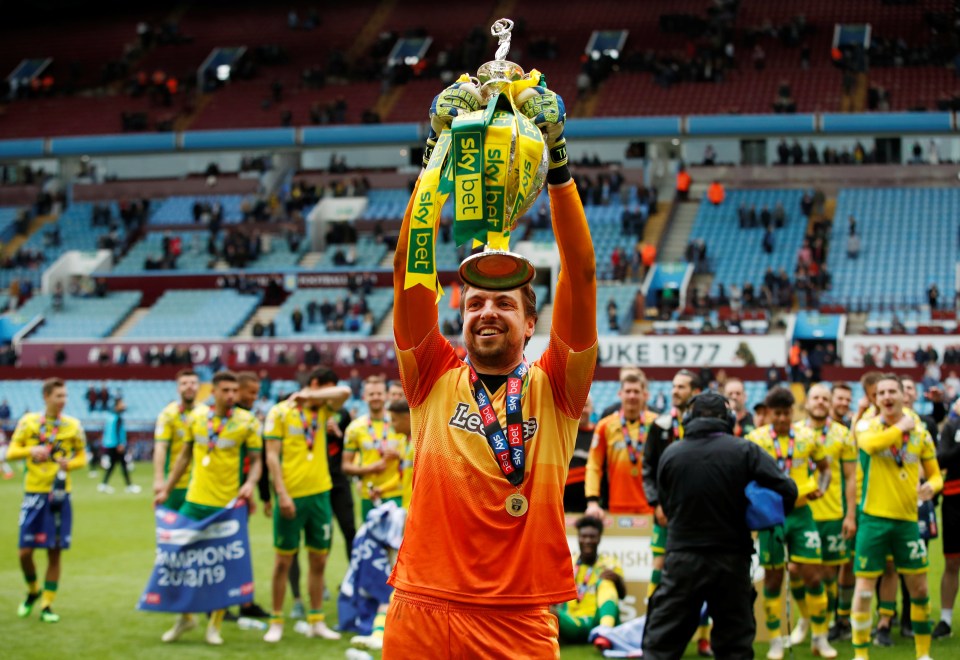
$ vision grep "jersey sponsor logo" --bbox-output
[448,402,538,441]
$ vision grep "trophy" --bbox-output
[453,18,549,291]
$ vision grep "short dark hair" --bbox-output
[176,368,198,381]
[575,516,604,536]
[308,367,339,387]
[764,386,795,410]
[831,382,852,394]
[237,370,259,387]
[387,399,410,415]
[675,369,701,390]
[42,378,65,397]
[860,371,884,389]
[212,371,238,386]
[878,373,904,391]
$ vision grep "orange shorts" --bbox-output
[382,589,560,659]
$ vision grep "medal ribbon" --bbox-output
[367,416,389,455]
[38,415,62,446]
[670,408,684,441]
[771,425,795,473]
[299,406,318,453]
[467,360,529,487]
[206,408,232,457]
[807,419,830,471]
[889,428,911,468]
[575,561,595,601]
[620,412,646,464]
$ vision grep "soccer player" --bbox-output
[935,398,960,639]
[723,377,756,438]
[343,375,404,518]
[153,369,200,512]
[830,382,853,427]
[382,82,597,658]
[262,369,350,643]
[154,370,262,646]
[746,386,835,660]
[585,371,657,516]
[851,373,942,660]
[642,369,703,651]
[8,378,88,623]
[564,396,594,513]
[787,384,856,647]
[387,381,405,403]
[556,516,625,644]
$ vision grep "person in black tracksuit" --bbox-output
[935,401,960,638]
[642,392,798,660]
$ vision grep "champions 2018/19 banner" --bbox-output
[138,503,253,613]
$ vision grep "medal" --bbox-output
[620,412,645,466]
[307,452,314,462]
[505,492,529,517]
[631,467,640,477]
[203,408,232,468]
[202,454,211,467]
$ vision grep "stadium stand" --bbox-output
[123,289,261,339]
[688,189,808,294]
[824,188,959,308]
[17,291,141,340]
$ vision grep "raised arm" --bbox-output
[548,180,597,352]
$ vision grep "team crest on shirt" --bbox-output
[448,402,538,441]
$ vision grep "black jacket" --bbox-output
[938,415,960,485]
[657,418,799,555]
[642,410,678,508]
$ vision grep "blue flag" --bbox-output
[138,503,254,613]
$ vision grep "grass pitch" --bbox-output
[1,468,957,659]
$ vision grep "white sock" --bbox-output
[942,608,953,625]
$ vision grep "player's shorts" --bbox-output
[163,488,187,512]
[855,512,928,577]
[758,505,822,568]
[382,589,560,659]
[815,518,850,565]
[556,610,599,644]
[361,495,402,520]
[274,492,333,554]
[652,521,667,556]
[942,495,960,556]
[179,501,224,522]
[19,492,72,549]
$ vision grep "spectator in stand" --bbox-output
[752,44,766,71]
[762,227,775,254]
[778,140,790,166]
[846,232,860,259]
[291,307,304,333]
[929,284,940,309]
[675,166,691,201]
[706,180,725,206]
[703,144,717,166]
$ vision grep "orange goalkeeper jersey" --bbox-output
[585,410,658,514]
[390,180,597,606]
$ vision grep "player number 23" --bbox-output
[906,540,927,561]
[804,532,822,549]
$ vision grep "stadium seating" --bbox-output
[589,379,770,419]
[0,207,19,243]
[314,236,388,269]
[823,188,959,308]
[597,284,639,335]
[18,291,141,340]
[149,195,247,225]
[687,189,807,295]
[124,289,260,338]
[271,287,394,337]
[1,202,120,290]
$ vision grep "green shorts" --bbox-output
[759,505,822,568]
[854,512,928,577]
[816,518,850,565]
[274,492,333,554]
[180,501,224,522]
[163,488,187,512]
[361,496,402,520]
[651,521,667,556]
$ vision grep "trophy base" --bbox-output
[458,250,536,291]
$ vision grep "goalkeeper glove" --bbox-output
[515,86,567,169]
[423,79,483,168]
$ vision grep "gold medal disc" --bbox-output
[505,493,529,517]
[307,452,314,461]
[202,454,211,467]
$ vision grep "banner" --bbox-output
[138,503,253,613]
[842,335,960,367]
[527,335,788,367]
